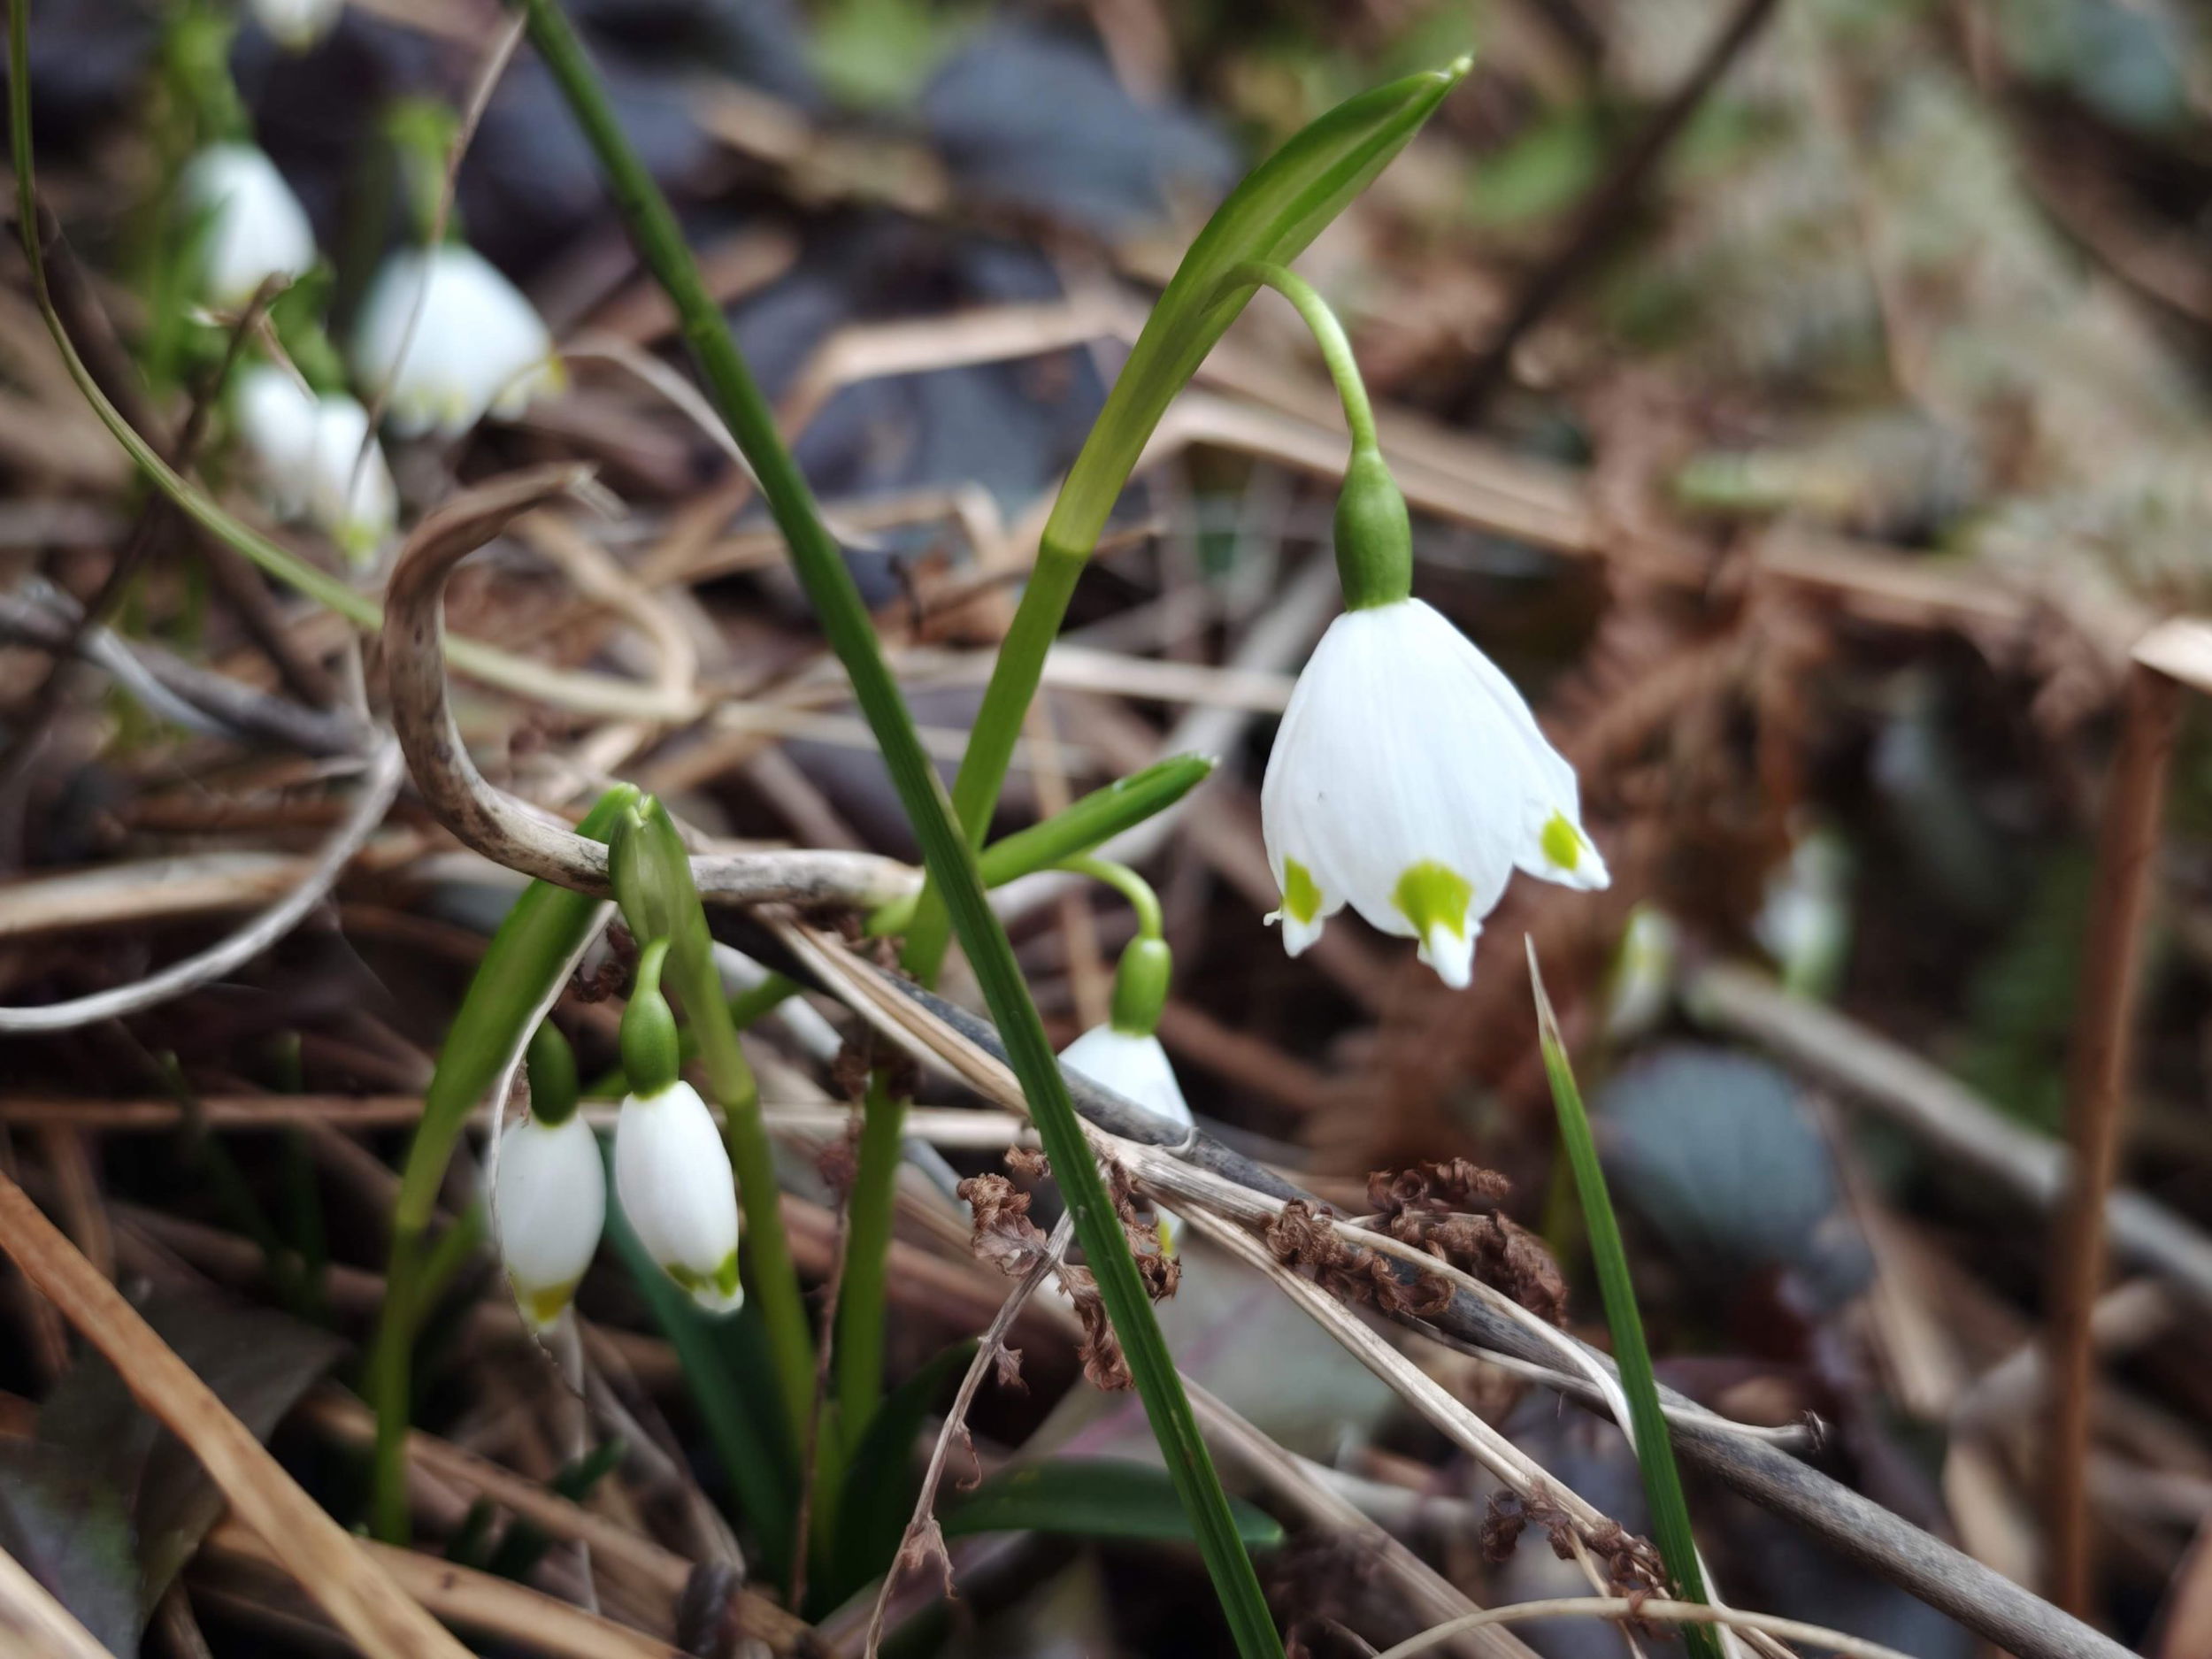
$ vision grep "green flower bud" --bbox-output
[1333,444,1412,611]
[1110,935,1173,1038]
[526,1019,580,1127]
[621,939,680,1097]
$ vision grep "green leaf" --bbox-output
[941,1459,1283,1550]
[0,1443,140,1655]
[607,1161,797,1581]
[820,1339,978,1612]
[1529,945,1719,1659]
[1044,57,1470,558]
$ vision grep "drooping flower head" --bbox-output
[231,365,396,564]
[611,941,742,1314]
[180,143,317,310]
[492,1023,605,1332]
[1261,449,1607,988]
[351,243,565,439]
[1058,933,1194,1251]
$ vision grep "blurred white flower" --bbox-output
[1261,596,1607,989]
[492,1112,605,1332]
[180,144,316,310]
[1602,905,1679,1043]
[1755,826,1852,999]
[614,1079,742,1314]
[352,244,563,438]
[304,393,397,561]
[250,0,342,51]
[232,365,396,563]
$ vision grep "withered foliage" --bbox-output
[1369,1159,1569,1325]
[1480,1486,1667,1600]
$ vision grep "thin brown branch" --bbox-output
[0,1169,470,1657]
[2046,658,2184,1613]
[380,466,915,910]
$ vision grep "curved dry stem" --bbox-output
[1371,1597,1916,1659]
[0,736,405,1033]
[382,466,915,912]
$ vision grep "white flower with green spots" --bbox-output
[1061,1024,1194,1254]
[614,1079,743,1314]
[351,244,564,439]
[232,366,396,564]
[492,1110,604,1333]
[180,144,317,310]
[1260,595,1607,988]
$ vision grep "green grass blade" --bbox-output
[515,5,1284,1648]
[1526,941,1720,1659]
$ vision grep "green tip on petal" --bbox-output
[1392,860,1474,942]
[1540,811,1584,873]
[519,1278,580,1331]
[1281,857,1324,926]
[666,1248,743,1313]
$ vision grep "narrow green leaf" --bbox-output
[516,4,1287,1649]
[1527,942,1720,1659]
[1045,60,1471,557]
[608,1166,798,1581]
[941,1459,1283,1550]
[821,1338,979,1612]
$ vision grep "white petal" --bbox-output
[250,0,342,50]
[1262,600,1519,946]
[1415,915,1479,990]
[181,145,317,310]
[352,245,560,439]
[303,394,396,562]
[1060,1025,1192,1131]
[614,1081,742,1314]
[492,1113,605,1330]
[233,365,317,521]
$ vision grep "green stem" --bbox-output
[833,1071,904,1437]
[1060,855,1164,941]
[611,800,815,1444]
[1529,948,1718,1659]
[1226,262,1379,450]
[516,6,1282,1648]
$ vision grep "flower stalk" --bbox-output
[516,3,1285,1646]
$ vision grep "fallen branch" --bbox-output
[0,734,405,1033]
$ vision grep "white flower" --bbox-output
[250,0,343,51]
[614,1079,742,1314]
[180,145,317,310]
[304,393,397,561]
[1061,1025,1192,1132]
[1755,827,1850,998]
[1603,905,1678,1042]
[1260,596,1607,989]
[1062,1024,1193,1253]
[234,365,317,520]
[492,1111,605,1332]
[231,367,396,563]
[351,244,564,439]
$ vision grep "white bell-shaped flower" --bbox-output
[351,244,564,439]
[250,0,342,51]
[233,365,317,521]
[1261,595,1608,989]
[491,1111,606,1332]
[303,393,397,561]
[614,1079,743,1314]
[180,144,317,310]
[1061,1025,1193,1133]
[231,367,396,563]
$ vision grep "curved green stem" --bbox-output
[1226,262,1378,450]
[1060,855,1164,941]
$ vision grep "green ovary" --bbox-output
[1540,811,1583,872]
[1281,857,1324,925]
[1393,861,1473,941]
